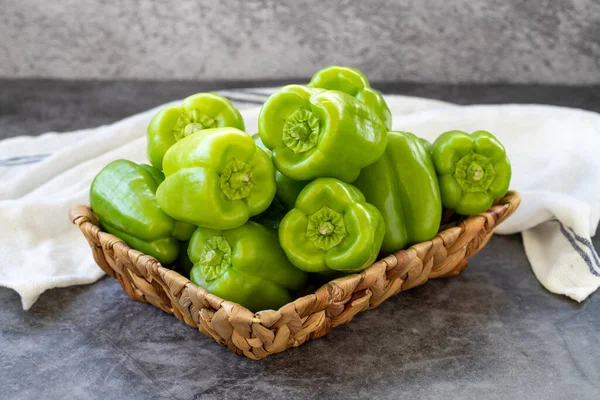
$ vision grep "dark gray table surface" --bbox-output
[1,79,599,400]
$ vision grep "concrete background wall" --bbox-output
[1,0,599,83]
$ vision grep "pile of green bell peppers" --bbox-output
[89,66,511,312]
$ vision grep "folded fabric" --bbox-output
[0,89,598,309]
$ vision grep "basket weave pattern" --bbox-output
[70,191,520,360]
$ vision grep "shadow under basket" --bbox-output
[70,191,520,360]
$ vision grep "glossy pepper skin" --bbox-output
[156,127,276,230]
[90,160,195,264]
[308,65,392,129]
[258,85,388,183]
[252,134,309,209]
[189,221,308,312]
[431,130,511,216]
[279,178,385,273]
[354,131,442,254]
[147,93,245,170]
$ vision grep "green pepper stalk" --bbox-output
[308,65,392,129]
[431,130,511,215]
[279,178,385,273]
[354,131,442,254]
[90,160,195,264]
[258,85,388,183]
[156,127,276,230]
[189,221,307,312]
[147,93,245,170]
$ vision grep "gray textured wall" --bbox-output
[1,0,599,83]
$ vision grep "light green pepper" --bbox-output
[258,85,387,182]
[431,130,511,215]
[156,127,276,230]
[279,178,385,273]
[147,93,245,169]
[354,131,442,254]
[189,221,307,311]
[308,65,392,129]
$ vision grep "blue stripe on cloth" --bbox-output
[0,153,52,167]
[0,153,52,163]
[558,222,600,277]
[565,225,600,269]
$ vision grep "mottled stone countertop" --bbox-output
[1,80,599,400]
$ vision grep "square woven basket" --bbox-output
[69,191,520,360]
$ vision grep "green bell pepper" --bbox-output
[308,65,392,129]
[252,133,309,209]
[353,131,442,254]
[90,160,195,264]
[156,127,276,229]
[147,93,245,169]
[258,85,388,183]
[431,130,511,215]
[189,221,307,312]
[279,178,385,273]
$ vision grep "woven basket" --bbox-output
[70,190,520,360]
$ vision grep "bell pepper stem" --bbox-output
[454,152,496,193]
[306,206,346,250]
[220,159,255,200]
[184,122,206,137]
[282,108,320,153]
[318,221,335,236]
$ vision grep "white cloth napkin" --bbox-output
[1,89,598,309]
